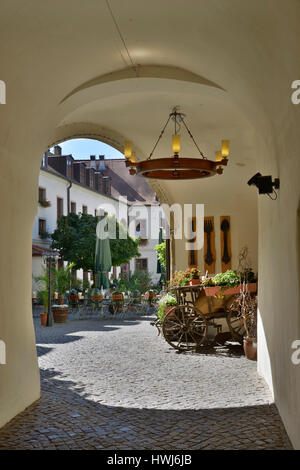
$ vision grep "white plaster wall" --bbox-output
[32,169,128,285]
[33,170,126,241]
[128,205,161,284]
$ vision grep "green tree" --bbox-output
[51,212,140,272]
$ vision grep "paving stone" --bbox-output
[0,316,293,450]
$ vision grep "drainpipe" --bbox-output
[67,179,72,214]
[166,238,171,282]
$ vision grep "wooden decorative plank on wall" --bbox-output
[204,216,216,274]
[188,217,198,268]
[220,215,231,272]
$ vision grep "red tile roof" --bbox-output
[32,244,56,257]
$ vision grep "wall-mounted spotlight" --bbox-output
[247,172,280,200]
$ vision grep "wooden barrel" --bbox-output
[52,305,69,323]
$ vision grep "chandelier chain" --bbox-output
[147,110,206,160]
[147,115,172,160]
[181,118,206,159]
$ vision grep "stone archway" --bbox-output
[0,0,300,448]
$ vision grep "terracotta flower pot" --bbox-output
[204,283,257,297]
[52,305,69,323]
[69,294,78,301]
[243,336,257,361]
[164,305,176,316]
[92,295,104,301]
[189,278,201,285]
[40,312,47,326]
[112,293,123,300]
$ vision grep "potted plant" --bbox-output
[52,263,73,305]
[50,264,74,322]
[39,198,51,208]
[69,288,79,307]
[35,268,54,325]
[37,289,48,326]
[230,286,257,360]
[203,270,257,296]
[188,267,201,285]
[112,290,124,301]
[168,270,192,288]
[157,293,177,323]
[39,229,50,240]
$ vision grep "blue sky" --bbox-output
[51,138,123,160]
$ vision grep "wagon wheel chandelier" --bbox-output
[124,107,229,180]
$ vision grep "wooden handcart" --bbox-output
[161,283,257,352]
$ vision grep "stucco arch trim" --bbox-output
[49,122,172,205]
[60,65,225,104]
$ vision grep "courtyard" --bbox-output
[0,316,292,450]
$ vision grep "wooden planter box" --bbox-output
[189,279,201,286]
[204,283,257,297]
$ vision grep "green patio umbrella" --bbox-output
[94,215,112,289]
[157,228,166,285]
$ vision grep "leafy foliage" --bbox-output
[155,241,166,268]
[51,213,140,271]
[114,269,153,293]
[35,266,53,311]
[157,293,177,323]
[52,263,74,295]
[203,269,257,289]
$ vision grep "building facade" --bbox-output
[32,146,161,291]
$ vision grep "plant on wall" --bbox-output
[155,241,166,268]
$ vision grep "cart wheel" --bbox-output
[162,304,208,351]
[226,309,246,343]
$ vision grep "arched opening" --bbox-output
[1,0,300,449]
[32,137,162,302]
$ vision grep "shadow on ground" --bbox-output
[0,367,292,450]
[35,317,153,346]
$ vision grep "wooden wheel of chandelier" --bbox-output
[124,108,229,180]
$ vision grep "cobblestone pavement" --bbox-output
[0,317,293,449]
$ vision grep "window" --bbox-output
[82,205,88,214]
[71,202,76,214]
[57,197,63,220]
[39,187,46,202]
[136,220,147,245]
[41,152,48,169]
[38,218,47,237]
[66,158,72,179]
[135,258,148,271]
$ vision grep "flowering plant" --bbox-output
[186,267,201,279]
[168,269,194,288]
